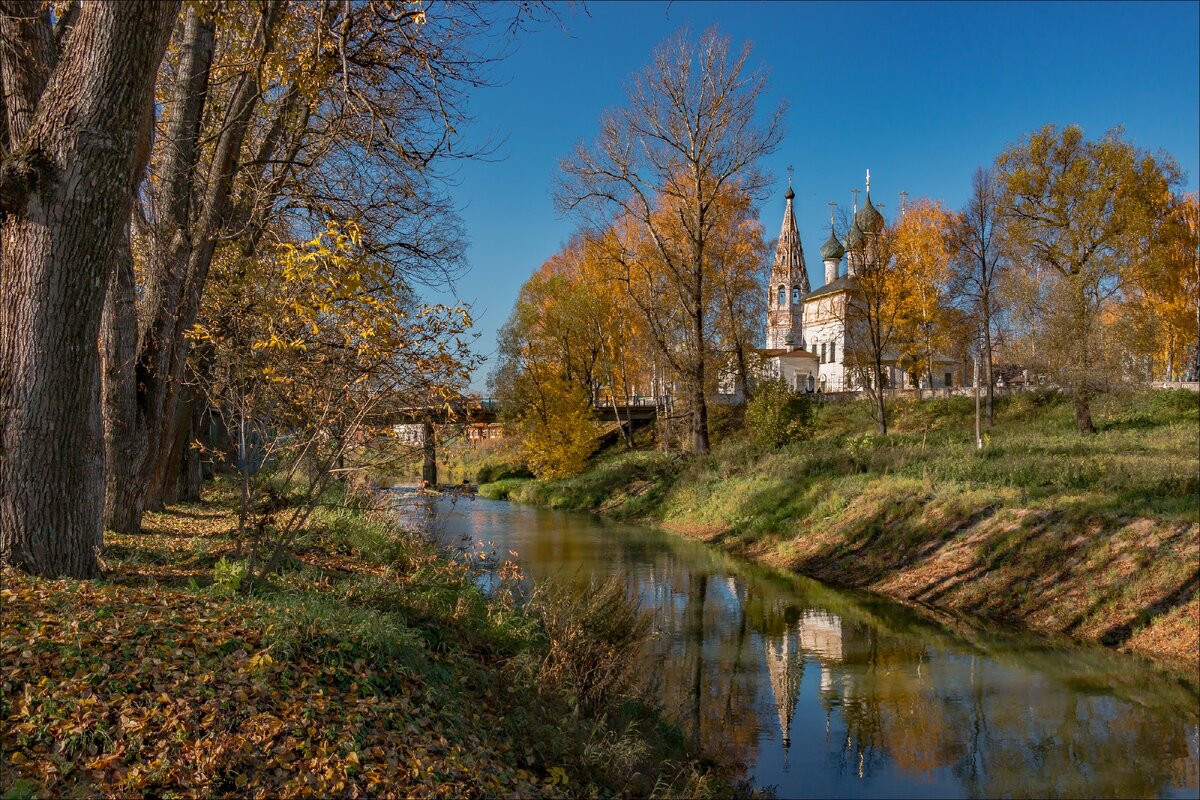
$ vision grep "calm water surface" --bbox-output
[390,489,1199,798]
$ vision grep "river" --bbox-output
[389,488,1199,798]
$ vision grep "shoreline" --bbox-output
[479,455,1199,673]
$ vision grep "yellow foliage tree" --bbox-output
[892,199,957,387]
[1119,191,1199,380]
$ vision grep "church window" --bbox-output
[778,286,786,307]
[945,372,953,387]
[792,287,800,305]
[806,373,815,393]
[820,342,827,362]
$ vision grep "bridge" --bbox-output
[377,395,673,486]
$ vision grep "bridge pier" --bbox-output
[421,419,437,486]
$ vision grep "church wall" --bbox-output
[803,293,849,392]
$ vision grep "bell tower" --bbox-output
[766,168,811,349]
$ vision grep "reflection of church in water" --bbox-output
[763,609,844,752]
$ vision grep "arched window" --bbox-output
[806,373,815,393]
[820,342,827,363]
[778,286,786,307]
[792,287,800,305]
[829,341,837,362]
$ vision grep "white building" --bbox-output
[760,171,958,393]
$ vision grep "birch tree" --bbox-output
[949,168,1009,425]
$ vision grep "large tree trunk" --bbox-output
[143,1,281,511]
[0,0,178,578]
[101,229,145,533]
[103,6,214,525]
[1073,389,1095,434]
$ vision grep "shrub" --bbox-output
[745,379,814,448]
[476,461,533,484]
[211,557,248,596]
[528,575,654,716]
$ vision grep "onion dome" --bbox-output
[844,221,865,252]
[819,226,844,261]
[855,192,885,233]
[785,185,795,200]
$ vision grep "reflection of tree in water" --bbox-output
[413,495,1199,797]
[634,558,764,771]
[811,623,1200,798]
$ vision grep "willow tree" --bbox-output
[997,124,1180,433]
[557,26,784,455]
[0,0,178,577]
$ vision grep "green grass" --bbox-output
[4,476,739,799]
[482,389,1199,528]
[499,388,1199,664]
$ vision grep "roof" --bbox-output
[801,276,855,301]
[856,192,885,233]
[819,227,845,261]
[758,347,818,360]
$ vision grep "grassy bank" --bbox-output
[481,389,1200,667]
[1,480,731,799]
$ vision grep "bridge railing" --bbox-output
[594,396,672,408]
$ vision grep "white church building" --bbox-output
[758,172,958,394]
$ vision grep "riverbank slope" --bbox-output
[1,480,727,799]
[481,390,1200,668]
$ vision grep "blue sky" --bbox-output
[422,1,1200,392]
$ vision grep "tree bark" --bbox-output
[103,6,214,526]
[691,287,711,455]
[101,226,144,533]
[0,0,178,577]
[144,1,282,510]
[1073,390,1095,434]
[982,285,994,426]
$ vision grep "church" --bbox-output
[759,171,958,394]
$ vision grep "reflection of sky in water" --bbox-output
[389,488,1200,799]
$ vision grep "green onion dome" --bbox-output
[820,226,845,260]
[844,222,865,251]
[855,193,885,233]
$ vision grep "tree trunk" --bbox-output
[179,397,204,502]
[153,392,194,507]
[0,0,177,578]
[691,288,710,456]
[982,301,994,427]
[107,6,215,520]
[873,361,888,435]
[145,3,281,507]
[1073,388,1095,434]
[102,238,145,533]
